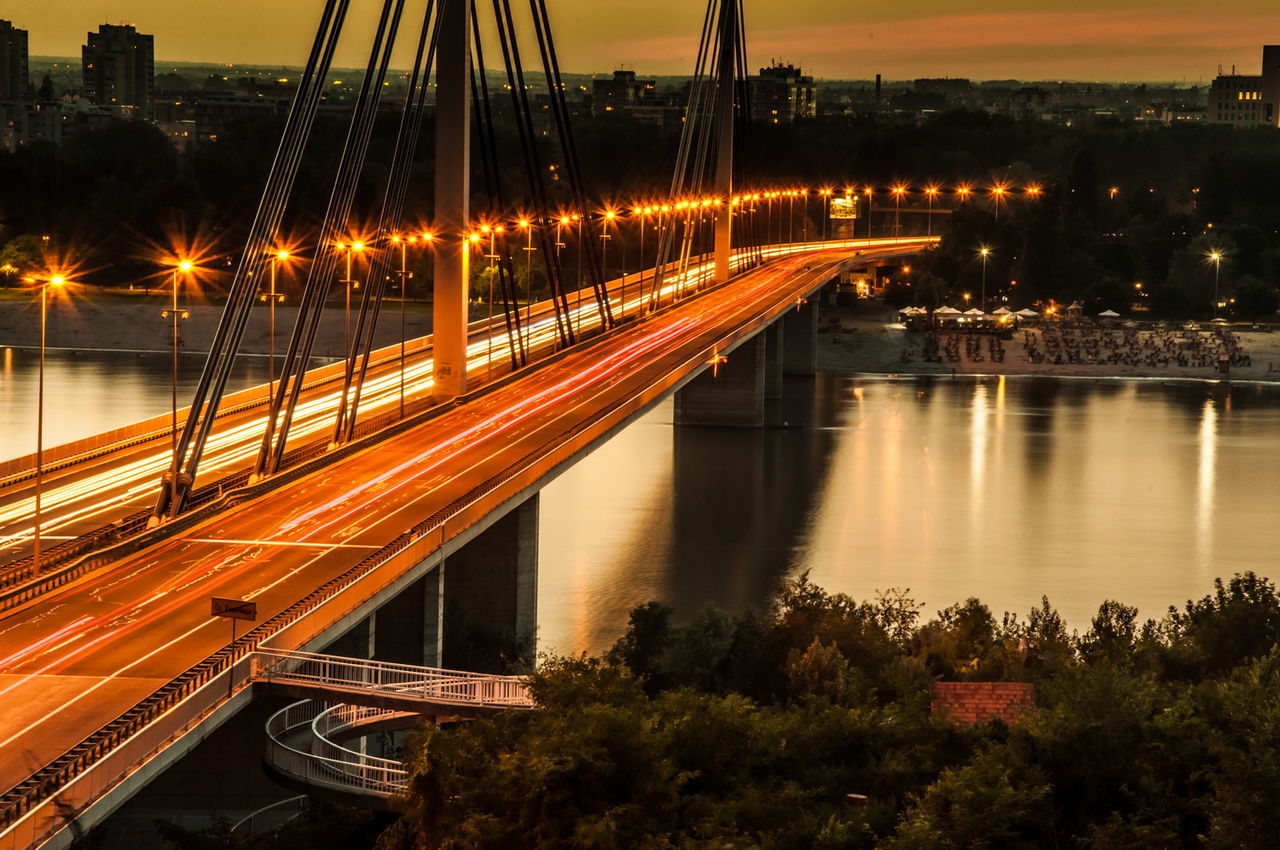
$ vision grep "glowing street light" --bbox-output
[978,245,992,309]
[891,184,907,237]
[161,259,194,522]
[30,271,67,569]
[336,241,365,358]
[261,249,290,403]
[1207,249,1224,318]
[924,185,940,237]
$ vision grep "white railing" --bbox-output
[229,794,310,843]
[264,701,409,797]
[252,648,535,709]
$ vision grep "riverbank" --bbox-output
[818,304,1280,382]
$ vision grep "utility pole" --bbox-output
[712,0,736,285]
[433,0,471,401]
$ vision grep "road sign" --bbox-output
[830,197,859,219]
[211,597,258,621]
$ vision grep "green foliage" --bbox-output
[388,571,1280,849]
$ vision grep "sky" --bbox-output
[7,0,1276,82]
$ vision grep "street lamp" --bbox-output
[391,235,414,415]
[336,241,364,357]
[30,272,66,571]
[162,260,193,522]
[891,184,907,237]
[991,182,1009,219]
[978,246,992,310]
[818,188,832,241]
[600,209,616,314]
[262,250,289,402]
[863,187,874,239]
[924,185,940,237]
[1207,250,1224,318]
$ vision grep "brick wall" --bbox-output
[930,681,1035,725]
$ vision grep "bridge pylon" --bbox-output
[712,0,738,285]
[432,0,472,402]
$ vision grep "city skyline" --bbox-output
[4,0,1277,81]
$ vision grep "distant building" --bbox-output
[748,62,816,124]
[82,24,155,118]
[592,70,655,116]
[1208,45,1280,127]
[0,19,29,102]
[913,77,972,107]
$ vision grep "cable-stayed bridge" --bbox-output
[0,0,943,845]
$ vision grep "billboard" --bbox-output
[829,197,859,219]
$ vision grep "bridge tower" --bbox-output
[712,0,738,285]
[433,0,472,402]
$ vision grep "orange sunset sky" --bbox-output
[6,0,1276,81]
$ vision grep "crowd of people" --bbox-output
[1022,326,1251,369]
[908,324,1252,371]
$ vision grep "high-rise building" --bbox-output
[82,23,154,118]
[1208,46,1280,128]
[0,19,29,102]
[747,62,816,124]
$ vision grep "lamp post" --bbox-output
[891,185,906,237]
[163,260,193,521]
[337,241,364,357]
[31,272,65,571]
[818,188,831,241]
[516,220,535,341]
[391,235,411,415]
[979,246,992,310]
[262,250,288,403]
[1208,250,1224,318]
[864,187,874,239]
[991,183,1008,219]
[924,185,939,237]
[601,210,615,314]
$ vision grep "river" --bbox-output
[4,345,1280,655]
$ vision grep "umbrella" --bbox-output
[992,306,1012,315]
[1098,309,1121,317]
[1015,308,1039,317]
[935,306,961,315]
[963,308,985,316]
[1210,317,1230,324]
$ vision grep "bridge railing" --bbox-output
[264,700,407,797]
[252,648,535,709]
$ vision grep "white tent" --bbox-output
[1098,309,1121,317]
[935,306,961,315]
[963,308,985,316]
[1015,308,1039,317]
[992,306,1013,315]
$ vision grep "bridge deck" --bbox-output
[0,239,931,847]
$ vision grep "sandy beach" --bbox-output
[819,305,1280,383]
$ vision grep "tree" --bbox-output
[1232,274,1279,319]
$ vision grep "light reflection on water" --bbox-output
[0,348,276,460]
[4,351,1279,659]
[537,374,1280,656]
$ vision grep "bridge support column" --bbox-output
[432,0,471,402]
[369,573,440,666]
[675,336,765,427]
[442,495,538,672]
[782,299,818,376]
[764,322,784,400]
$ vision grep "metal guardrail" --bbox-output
[254,649,534,709]
[229,795,310,844]
[0,238,934,848]
[264,701,408,798]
